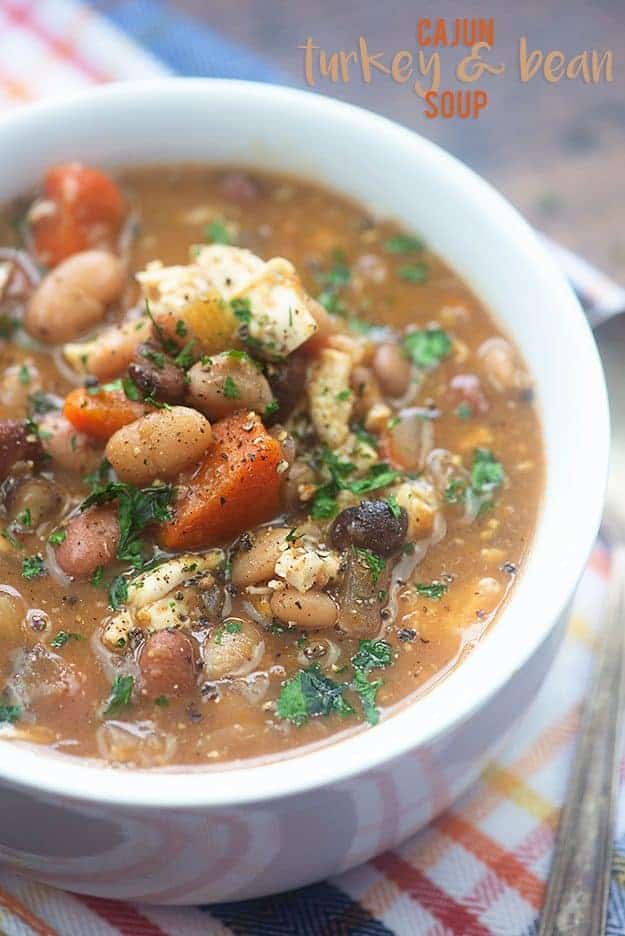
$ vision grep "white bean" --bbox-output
[105,405,212,486]
[64,316,152,381]
[231,527,290,587]
[270,586,338,630]
[26,250,125,344]
[203,619,265,679]
[372,342,412,397]
[39,413,101,474]
[186,352,274,420]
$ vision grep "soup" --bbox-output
[0,164,543,767]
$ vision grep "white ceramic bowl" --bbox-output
[0,79,608,903]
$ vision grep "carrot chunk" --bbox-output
[63,387,145,441]
[33,163,125,267]
[159,411,284,550]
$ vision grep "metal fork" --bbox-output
[538,260,625,935]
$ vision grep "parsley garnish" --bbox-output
[18,364,30,385]
[154,694,169,707]
[48,529,66,545]
[310,451,401,520]
[350,638,392,725]
[415,581,448,600]
[175,319,189,338]
[91,565,104,586]
[384,233,424,254]
[231,297,252,323]
[108,574,128,611]
[456,402,472,421]
[0,704,20,725]
[351,638,392,671]
[141,346,166,370]
[17,509,31,528]
[21,554,45,580]
[51,631,82,649]
[223,376,240,399]
[173,340,196,371]
[213,619,242,644]
[471,448,504,494]
[398,263,428,284]
[28,391,59,415]
[355,547,385,586]
[104,675,134,716]
[264,400,279,419]
[402,327,451,368]
[205,218,232,245]
[444,479,466,504]
[276,666,354,727]
[385,494,401,519]
[80,482,173,571]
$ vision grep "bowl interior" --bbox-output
[0,79,609,806]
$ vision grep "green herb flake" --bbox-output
[18,364,30,385]
[104,674,134,716]
[17,509,31,528]
[91,566,104,587]
[415,581,448,600]
[276,665,354,727]
[398,263,429,284]
[456,402,473,421]
[264,400,279,419]
[471,448,504,495]
[385,494,401,519]
[141,346,166,370]
[2,528,21,549]
[21,554,45,581]
[109,574,129,611]
[0,704,20,725]
[51,631,82,649]
[173,340,196,371]
[122,377,141,401]
[351,638,392,672]
[355,547,385,586]
[154,694,169,707]
[384,233,424,254]
[402,327,451,369]
[48,528,66,546]
[223,376,240,399]
[336,388,352,401]
[175,319,189,338]
[444,479,466,504]
[205,218,233,245]
[231,297,252,323]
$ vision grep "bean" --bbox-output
[351,366,382,420]
[128,343,186,404]
[55,505,120,579]
[331,499,407,557]
[270,586,338,630]
[478,337,529,392]
[138,630,197,698]
[186,353,273,421]
[105,405,212,486]
[8,477,63,529]
[64,317,153,381]
[203,618,265,679]
[231,527,290,587]
[0,419,42,482]
[39,413,101,474]
[0,361,41,417]
[372,342,412,397]
[26,250,125,344]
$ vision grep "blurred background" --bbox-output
[2,0,624,277]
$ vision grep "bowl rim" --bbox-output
[0,77,609,809]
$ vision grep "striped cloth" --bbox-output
[0,2,622,933]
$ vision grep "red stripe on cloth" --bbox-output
[373,851,491,936]
[437,813,544,910]
[3,0,110,83]
[74,895,168,936]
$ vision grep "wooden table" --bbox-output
[178,0,625,283]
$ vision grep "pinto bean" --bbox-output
[138,630,197,698]
[0,419,42,482]
[270,587,338,630]
[39,413,101,474]
[231,527,290,587]
[372,342,413,397]
[26,250,125,344]
[105,405,212,487]
[55,505,120,579]
[8,477,63,529]
[202,618,265,679]
[128,344,186,404]
[186,353,274,421]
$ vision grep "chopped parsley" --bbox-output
[28,391,59,415]
[18,364,30,385]
[0,704,20,725]
[173,339,196,371]
[103,675,134,716]
[2,528,21,549]
[264,400,279,419]
[91,565,104,586]
[17,509,31,528]
[355,547,385,586]
[384,233,424,254]
[415,581,448,600]
[444,479,466,504]
[48,527,67,545]
[398,263,429,284]
[51,631,82,649]
[352,670,384,725]
[336,388,352,401]
[205,218,233,245]
[471,448,504,494]
[154,694,169,707]
[310,451,401,520]
[402,327,451,369]
[223,376,240,399]
[456,402,473,421]
[231,297,252,323]
[81,481,174,571]
[108,575,128,611]
[141,346,166,370]
[316,250,351,318]
[21,554,45,580]
[350,638,393,725]
[175,319,189,338]
[351,638,392,671]
[276,665,354,727]
[213,619,242,644]
[385,494,401,519]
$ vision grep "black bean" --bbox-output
[128,344,186,404]
[331,499,408,558]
